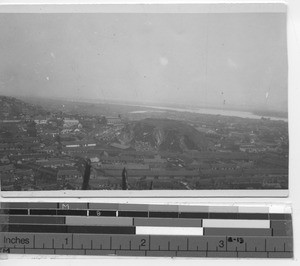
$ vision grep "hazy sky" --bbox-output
[0,12,287,111]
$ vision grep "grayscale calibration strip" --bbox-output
[0,202,293,258]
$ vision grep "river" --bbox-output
[130,105,288,122]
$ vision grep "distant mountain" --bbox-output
[118,118,211,153]
[0,96,48,119]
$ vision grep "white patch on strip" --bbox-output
[202,219,270,228]
[135,226,203,235]
[283,206,292,214]
[269,205,292,213]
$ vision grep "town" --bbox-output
[0,95,288,191]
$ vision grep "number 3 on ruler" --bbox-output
[218,240,224,248]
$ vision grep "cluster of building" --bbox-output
[0,96,288,191]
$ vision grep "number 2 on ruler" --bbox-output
[140,239,146,247]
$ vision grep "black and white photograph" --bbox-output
[0,5,288,193]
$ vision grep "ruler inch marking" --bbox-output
[265,238,267,252]
[1,235,294,258]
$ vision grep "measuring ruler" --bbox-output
[0,202,293,258]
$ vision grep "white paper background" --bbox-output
[0,0,299,265]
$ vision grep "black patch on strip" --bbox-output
[269,213,292,220]
[89,210,117,217]
[237,213,269,220]
[3,224,67,233]
[0,224,9,231]
[57,210,87,216]
[0,209,9,215]
[179,212,209,219]
[30,209,57,215]
[149,212,178,218]
[7,209,29,215]
[209,213,238,219]
[118,211,148,217]
[67,226,136,234]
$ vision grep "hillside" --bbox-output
[118,118,212,153]
[0,95,48,120]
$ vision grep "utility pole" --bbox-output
[122,167,128,190]
[149,180,154,190]
[81,159,91,190]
